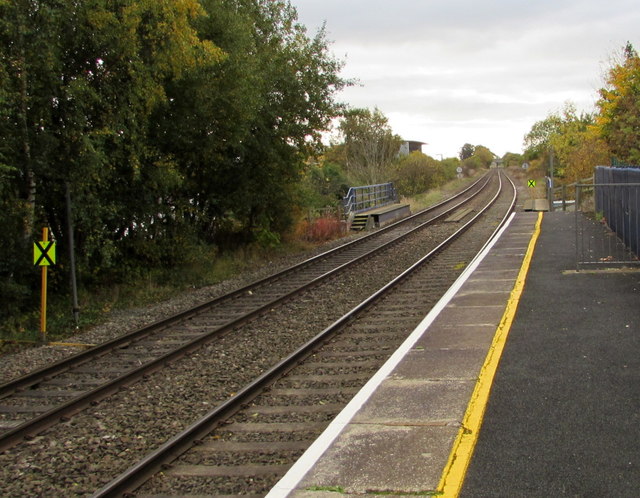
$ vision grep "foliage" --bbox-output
[551,115,609,180]
[502,152,524,167]
[471,145,495,166]
[441,157,461,176]
[0,0,348,321]
[299,161,349,209]
[339,107,403,184]
[459,144,495,174]
[523,113,564,161]
[393,151,455,196]
[522,42,640,182]
[596,42,640,165]
[296,216,345,242]
[459,143,475,160]
[0,165,32,319]
[524,102,610,180]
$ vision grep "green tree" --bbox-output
[523,114,563,161]
[393,151,441,196]
[0,0,224,290]
[502,152,524,168]
[473,145,495,167]
[299,161,349,209]
[161,0,348,243]
[0,0,348,319]
[550,105,609,180]
[524,102,609,180]
[441,157,460,180]
[339,107,403,185]
[459,144,494,174]
[0,163,31,318]
[459,143,475,160]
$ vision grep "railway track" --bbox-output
[0,174,491,453]
[92,170,517,497]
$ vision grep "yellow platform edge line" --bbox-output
[437,211,544,497]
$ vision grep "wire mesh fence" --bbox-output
[575,182,640,270]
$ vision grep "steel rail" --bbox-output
[0,174,486,398]
[92,171,515,497]
[0,174,493,453]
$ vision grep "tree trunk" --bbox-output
[18,15,35,241]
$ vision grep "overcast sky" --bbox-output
[293,0,640,159]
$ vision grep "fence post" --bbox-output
[575,185,579,271]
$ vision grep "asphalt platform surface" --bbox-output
[461,212,640,496]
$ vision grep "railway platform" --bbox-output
[268,210,640,497]
[350,203,412,231]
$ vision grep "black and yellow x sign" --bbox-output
[528,180,536,188]
[34,240,56,266]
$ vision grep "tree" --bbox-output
[393,152,440,196]
[524,102,609,180]
[596,42,640,165]
[473,145,495,167]
[502,152,523,168]
[459,143,475,160]
[523,114,563,161]
[0,0,350,320]
[175,0,349,241]
[339,107,403,184]
[0,0,226,278]
[0,162,31,318]
[550,105,609,180]
[459,144,494,174]
[299,160,349,209]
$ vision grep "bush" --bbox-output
[296,216,346,242]
[393,151,444,196]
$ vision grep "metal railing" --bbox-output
[547,176,593,211]
[342,182,398,217]
[574,182,640,269]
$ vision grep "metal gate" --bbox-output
[575,182,640,269]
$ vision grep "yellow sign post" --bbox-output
[34,227,56,342]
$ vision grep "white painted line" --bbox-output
[266,213,517,497]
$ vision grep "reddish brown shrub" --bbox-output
[302,216,346,242]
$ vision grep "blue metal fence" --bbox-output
[594,166,640,257]
[342,182,398,217]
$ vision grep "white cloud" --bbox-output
[294,0,640,157]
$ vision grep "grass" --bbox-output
[402,175,480,213]
[0,242,310,348]
[306,486,346,493]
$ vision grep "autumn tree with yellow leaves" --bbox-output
[596,42,640,165]
[524,42,640,181]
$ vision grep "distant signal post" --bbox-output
[34,227,56,342]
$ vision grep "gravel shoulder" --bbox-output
[0,232,366,384]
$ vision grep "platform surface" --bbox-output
[359,202,410,215]
[461,212,640,496]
